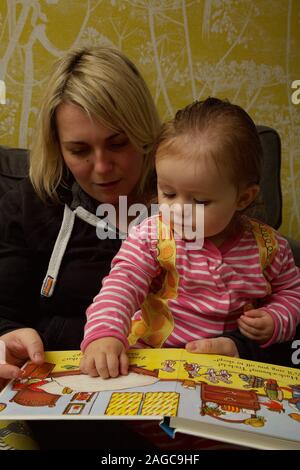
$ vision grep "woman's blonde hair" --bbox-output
[30,46,161,201]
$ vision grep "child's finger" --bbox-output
[238,319,262,337]
[242,309,264,318]
[80,355,99,377]
[238,315,264,330]
[79,355,85,372]
[119,351,129,376]
[107,353,120,378]
[238,325,261,340]
[94,353,110,379]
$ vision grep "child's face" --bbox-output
[156,151,249,240]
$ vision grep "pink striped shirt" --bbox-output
[81,216,300,351]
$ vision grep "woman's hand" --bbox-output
[0,328,45,385]
[185,337,239,357]
[80,337,128,379]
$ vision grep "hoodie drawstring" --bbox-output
[40,201,149,298]
[41,205,104,297]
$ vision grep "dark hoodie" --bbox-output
[0,177,121,350]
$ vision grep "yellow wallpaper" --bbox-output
[0,0,299,238]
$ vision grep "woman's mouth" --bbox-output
[94,180,121,190]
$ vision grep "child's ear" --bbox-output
[236,185,260,211]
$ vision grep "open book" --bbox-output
[0,349,300,450]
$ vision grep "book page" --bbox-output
[0,347,300,450]
[0,349,182,419]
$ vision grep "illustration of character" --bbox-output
[183,362,201,379]
[239,374,265,389]
[160,360,176,373]
[264,379,283,401]
[218,369,232,384]
[201,402,224,417]
[12,377,51,392]
[206,368,218,383]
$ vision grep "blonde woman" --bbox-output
[0,46,161,377]
[0,46,162,450]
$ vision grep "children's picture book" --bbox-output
[0,349,300,450]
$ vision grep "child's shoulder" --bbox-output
[244,216,290,257]
[245,217,286,241]
[127,213,159,238]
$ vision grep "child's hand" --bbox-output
[80,337,128,379]
[237,309,274,344]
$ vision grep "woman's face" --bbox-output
[56,102,144,205]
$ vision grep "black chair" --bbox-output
[255,126,300,265]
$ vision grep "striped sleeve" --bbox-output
[261,235,300,346]
[81,218,159,351]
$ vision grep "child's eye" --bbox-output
[194,199,210,205]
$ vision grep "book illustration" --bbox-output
[105,392,143,416]
[140,392,179,416]
[105,391,179,417]
[0,349,300,449]
[71,392,95,402]
[63,403,85,415]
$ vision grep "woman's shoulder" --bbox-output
[0,176,69,206]
[0,177,66,229]
[0,177,35,213]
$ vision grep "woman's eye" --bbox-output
[69,148,89,156]
[162,193,176,199]
[108,140,128,150]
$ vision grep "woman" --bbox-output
[0,46,160,377]
[0,46,161,450]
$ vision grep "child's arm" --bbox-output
[247,236,300,347]
[81,219,159,374]
[237,309,275,344]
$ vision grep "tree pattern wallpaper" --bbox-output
[0,0,299,237]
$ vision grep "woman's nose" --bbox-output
[92,149,113,174]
